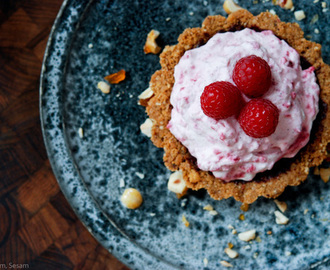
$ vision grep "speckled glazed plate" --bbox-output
[40,0,330,269]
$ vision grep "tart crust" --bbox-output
[143,10,330,204]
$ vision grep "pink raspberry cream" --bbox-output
[168,29,320,181]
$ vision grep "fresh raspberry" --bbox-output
[233,55,272,98]
[200,81,243,120]
[238,98,279,138]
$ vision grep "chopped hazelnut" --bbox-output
[138,87,154,106]
[144,30,162,54]
[140,118,154,137]
[223,0,244,14]
[168,171,188,197]
[276,0,294,9]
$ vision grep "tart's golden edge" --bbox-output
[144,10,330,204]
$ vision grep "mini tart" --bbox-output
[142,10,330,204]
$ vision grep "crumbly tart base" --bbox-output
[143,10,330,204]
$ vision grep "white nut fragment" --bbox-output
[220,260,233,268]
[274,210,290,225]
[138,87,154,100]
[274,199,288,213]
[203,258,208,267]
[168,171,187,195]
[78,127,84,138]
[223,0,244,14]
[140,118,154,137]
[238,229,256,242]
[144,30,161,54]
[294,10,306,21]
[121,188,143,209]
[97,81,111,94]
[224,248,239,259]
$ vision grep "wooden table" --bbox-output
[0,1,130,269]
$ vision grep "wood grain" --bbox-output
[0,1,130,269]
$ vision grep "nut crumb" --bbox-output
[253,252,259,259]
[238,229,256,242]
[274,199,287,212]
[203,258,208,267]
[203,204,214,211]
[294,10,306,21]
[269,9,276,15]
[182,214,190,227]
[240,203,250,212]
[78,127,84,138]
[119,178,125,188]
[285,251,292,256]
[274,210,289,224]
[267,230,273,235]
[228,242,234,249]
[319,168,330,183]
[144,30,161,54]
[97,81,111,94]
[224,247,239,259]
[239,214,245,221]
[310,14,319,24]
[135,172,145,179]
[209,210,218,216]
[220,260,233,268]
[304,208,309,215]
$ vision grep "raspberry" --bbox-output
[238,98,279,138]
[200,81,243,120]
[233,55,272,98]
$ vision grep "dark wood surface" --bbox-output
[0,1,130,269]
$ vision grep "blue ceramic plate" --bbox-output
[40,0,330,269]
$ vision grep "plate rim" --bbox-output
[39,0,180,269]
